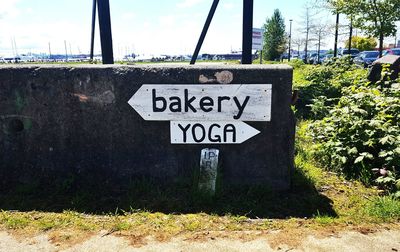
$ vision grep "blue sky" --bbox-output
[1,0,391,58]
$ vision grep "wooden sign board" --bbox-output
[170,121,260,144]
[128,84,272,122]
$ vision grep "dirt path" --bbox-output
[1,229,399,252]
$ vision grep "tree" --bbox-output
[344,36,377,51]
[299,3,317,62]
[292,37,306,54]
[263,9,286,61]
[327,0,400,57]
[311,22,331,62]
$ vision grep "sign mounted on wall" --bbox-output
[128,84,272,121]
[128,84,272,144]
[170,121,260,144]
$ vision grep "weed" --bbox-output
[0,211,30,229]
[365,196,400,222]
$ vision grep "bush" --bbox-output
[295,58,365,119]
[287,59,305,69]
[309,69,400,191]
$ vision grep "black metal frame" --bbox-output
[190,0,220,65]
[91,0,254,65]
[241,0,254,64]
[190,0,254,65]
[90,0,114,64]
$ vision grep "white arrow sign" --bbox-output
[170,121,260,144]
[128,84,272,121]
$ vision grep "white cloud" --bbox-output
[176,0,205,9]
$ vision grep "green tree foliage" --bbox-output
[327,0,400,56]
[345,36,377,51]
[263,9,286,61]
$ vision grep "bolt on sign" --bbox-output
[128,84,272,144]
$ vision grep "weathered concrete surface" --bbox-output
[0,64,294,193]
[0,229,399,252]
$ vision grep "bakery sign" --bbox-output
[128,84,272,144]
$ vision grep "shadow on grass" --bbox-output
[0,168,336,219]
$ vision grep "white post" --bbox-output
[199,148,219,196]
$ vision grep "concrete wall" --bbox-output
[0,65,294,192]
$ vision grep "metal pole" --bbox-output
[90,0,96,61]
[97,0,114,64]
[288,19,293,62]
[260,50,263,64]
[242,0,253,64]
[334,12,339,57]
[190,0,220,65]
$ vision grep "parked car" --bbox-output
[339,48,360,58]
[307,53,318,64]
[310,53,327,64]
[321,54,334,64]
[383,48,400,56]
[353,51,379,68]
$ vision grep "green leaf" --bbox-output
[348,147,358,155]
[354,156,364,164]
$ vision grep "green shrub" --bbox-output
[294,56,367,120]
[287,59,305,69]
[309,70,400,189]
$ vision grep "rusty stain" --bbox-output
[73,93,89,102]
[72,91,115,105]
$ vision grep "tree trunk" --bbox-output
[379,31,384,58]
[317,35,321,63]
[305,30,309,63]
[334,12,339,57]
[348,16,353,52]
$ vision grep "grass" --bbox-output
[365,196,400,222]
[0,121,398,240]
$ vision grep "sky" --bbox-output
[0,0,398,59]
